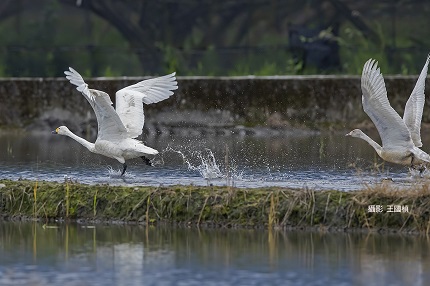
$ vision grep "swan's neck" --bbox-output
[358,132,383,156]
[65,129,96,152]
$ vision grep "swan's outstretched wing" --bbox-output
[403,54,430,147]
[64,67,128,141]
[115,72,178,138]
[361,59,414,149]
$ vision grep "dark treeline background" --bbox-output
[0,0,429,77]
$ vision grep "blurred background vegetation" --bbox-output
[0,0,429,77]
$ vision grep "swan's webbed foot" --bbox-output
[418,165,426,176]
[410,164,426,177]
[121,163,127,176]
[141,156,153,166]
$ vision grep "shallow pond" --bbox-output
[0,131,428,190]
[0,222,429,286]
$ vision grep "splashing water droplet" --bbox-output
[197,149,223,180]
[164,146,223,180]
[107,166,133,179]
[409,167,429,178]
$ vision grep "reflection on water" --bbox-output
[0,222,429,285]
[0,131,427,190]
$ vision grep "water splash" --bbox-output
[197,150,223,180]
[63,175,79,184]
[107,166,134,179]
[408,167,430,178]
[164,146,223,180]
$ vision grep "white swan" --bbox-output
[53,67,178,176]
[346,55,430,172]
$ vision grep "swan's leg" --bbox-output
[419,165,426,176]
[409,153,426,176]
[121,163,127,176]
[410,154,416,170]
[141,156,152,166]
[408,155,422,175]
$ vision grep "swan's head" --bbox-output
[346,129,365,138]
[52,126,70,135]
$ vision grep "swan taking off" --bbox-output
[53,68,178,176]
[346,55,430,173]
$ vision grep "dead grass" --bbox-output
[1,179,430,233]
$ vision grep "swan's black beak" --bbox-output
[52,130,58,134]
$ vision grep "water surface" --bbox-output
[0,131,427,190]
[0,222,429,286]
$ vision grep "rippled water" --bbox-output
[0,131,427,190]
[0,222,429,286]
[2,132,430,285]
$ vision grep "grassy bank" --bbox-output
[1,179,430,233]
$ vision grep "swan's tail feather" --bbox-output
[414,148,430,164]
[134,140,158,155]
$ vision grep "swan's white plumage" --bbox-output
[115,72,177,138]
[57,67,178,175]
[403,54,430,147]
[348,56,430,169]
[65,68,128,141]
[361,59,414,150]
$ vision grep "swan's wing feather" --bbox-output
[119,72,178,104]
[361,59,414,149]
[403,54,430,147]
[64,67,93,102]
[116,72,178,138]
[88,89,129,140]
[115,90,145,139]
[413,147,430,163]
[64,67,127,140]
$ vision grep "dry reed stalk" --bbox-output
[36,202,47,221]
[268,192,279,229]
[298,188,311,225]
[65,182,70,218]
[187,189,191,211]
[400,212,412,232]
[33,181,38,219]
[93,189,98,217]
[146,195,151,226]
[198,196,210,225]
[127,196,147,219]
[150,198,161,219]
[362,208,370,229]
[280,196,299,226]
[18,188,25,212]
[42,204,48,222]
[268,193,275,228]
[335,193,343,216]
[310,189,315,226]
[280,190,289,199]
[323,193,330,223]
[348,209,355,228]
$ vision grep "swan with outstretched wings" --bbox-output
[346,55,430,174]
[53,67,178,176]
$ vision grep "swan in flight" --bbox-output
[53,68,178,176]
[346,55,430,173]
